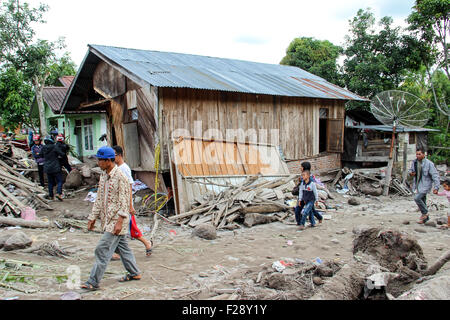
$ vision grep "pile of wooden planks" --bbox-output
[331,167,412,197]
[168,175,299,229]
[0,158,52,217]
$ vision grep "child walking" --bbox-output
[298,170,319,230]
[437,178,450,229]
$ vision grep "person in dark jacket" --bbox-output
[294,162,323,225]
[31,134,45,187]
[42,135,65,201]
[56,134,72,173]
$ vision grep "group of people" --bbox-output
[293,149,450,231]
[78,145,448,291]
[293,161,324,230]
[30,132,72,201]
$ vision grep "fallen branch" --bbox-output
[0,216,51,229]
[422,250,450,276]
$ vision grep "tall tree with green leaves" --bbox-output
[0,66,33,131]
[280,37,344,86]
[0,0,48,66]
[343,9,423,109]
[407,0,449,124]
[408,0,450,79]
[0,0,77,135]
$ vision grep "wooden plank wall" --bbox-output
[160,88,346,169]
[93,59,159,169]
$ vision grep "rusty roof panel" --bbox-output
[88,44,368,102]
[43,87,69,113]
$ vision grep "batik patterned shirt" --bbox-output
[88,165,130,235]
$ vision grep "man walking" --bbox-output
[111,145,153,260]
[81,146,141,291]
[409,148,440,224]
[42,135,65,201]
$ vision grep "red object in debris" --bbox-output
[280,260,293,267]
[11,139,30,151]
[169,229,177,236]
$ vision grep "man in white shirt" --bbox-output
[111,146,153,260]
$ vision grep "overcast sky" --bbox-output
[29,0,416,68]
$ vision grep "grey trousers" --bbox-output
[414,192,428,215]
[86,232,140,287]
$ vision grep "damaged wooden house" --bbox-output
[60,45,367,214]
[343,109,439,176]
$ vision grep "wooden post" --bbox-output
[384,124,397,196]
[383,146,396,196]
[402,141,408,184]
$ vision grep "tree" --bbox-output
[0,66,33,131]
[343,9,422,109]
[17,38,67,136]
[280,37,344,86]
[408,0,450,79]
[46,52,77,86]
[0,0,48,66]
[0,1,76,135]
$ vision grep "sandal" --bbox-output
[418,215,429,224]
[81,283,99,291]
[146,240,153,257]
[119,274,141,282]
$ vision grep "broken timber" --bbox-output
[169,175,298,229]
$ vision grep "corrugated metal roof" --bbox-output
[43,87,70,113]
[89,44,367,101]
[58,76,75,88]
[347,125,439,132]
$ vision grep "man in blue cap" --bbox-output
[81,146,141,291]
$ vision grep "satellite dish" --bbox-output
[370,90,429,159]
[370,90,429,129]
[370,90,429,196]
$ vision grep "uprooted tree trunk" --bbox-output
[0,216,51,229]
[309,228,450,300]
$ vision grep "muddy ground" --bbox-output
[0,190,449,300]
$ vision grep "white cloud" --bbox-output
[28,0,415,68]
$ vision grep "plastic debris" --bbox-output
[312,257,323,266]
[21,207,36,221]
[132,180,148,194]
[84,191,97,203]
[60,291,81,300]
[272,261,286,272]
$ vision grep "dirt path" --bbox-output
[1,191,449,300]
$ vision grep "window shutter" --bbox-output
[123,122,141,168]
[327,119,344,153]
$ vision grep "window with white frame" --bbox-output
[83,118,94,151]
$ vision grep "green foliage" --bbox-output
[46,52,77,86]
[0,0,77,131]
[407,0,450,78]
[0,0,48,65]
[343,9,423,108]
[280,37,344,86]
[0,66,33,130]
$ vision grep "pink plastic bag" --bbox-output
[21,207,36,221]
